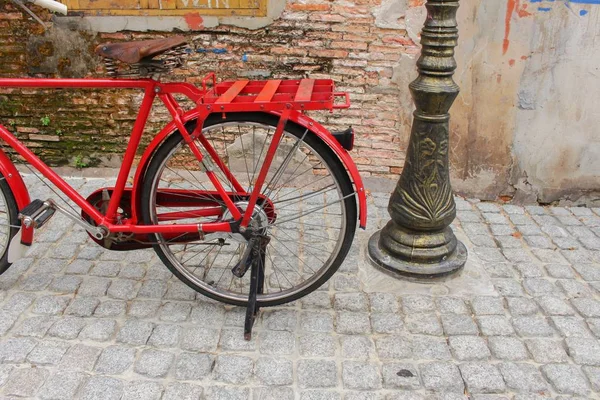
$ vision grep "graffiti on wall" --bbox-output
[504,0,596,54]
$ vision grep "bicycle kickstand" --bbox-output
[244,239,266,341]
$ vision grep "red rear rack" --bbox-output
[199,76,350,113]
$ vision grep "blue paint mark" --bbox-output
[569,0,600,4]
[538,6,552,10]
[580,9,589,14]
[242,53,248,62]
[196,48,228,54]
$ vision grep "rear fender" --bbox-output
[132,110,368,229]
[0,126,33,244]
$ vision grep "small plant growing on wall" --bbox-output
[40,116,51,126]
[73,154,89,169]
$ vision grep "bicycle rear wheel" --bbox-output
[0,174,21,274]
[141,112,357,307]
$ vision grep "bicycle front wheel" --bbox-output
[141,112,357,307]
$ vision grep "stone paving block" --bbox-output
[59,344,101,372]
[493,279,525,296]
[565,337,600,365]
[162,383,203,400]
[371,312,404,333]
[387,391,426,400]
[459,363,506,394]
[556,279,593,298]
[64,297,99,317]
[26,341,70,365]
[376,335,411,359]
[523,236,554,250]
[544,264,575,279]
[165,281,196,301]
[148,324,181,348]
[512,316,556,337]
[122,381,163,400]
[299,390,340,400]
[420,362,464,393]
[506,297,539,316]
[523,278,559,296]
[412,335,451,360]
[263,309,298,331]
[79,319,117,341]
[333,274,361,292]
[14,315,54,337]
[381,363,420,390]
[79,376,124,400]
[118,264,146,280]
[219,328,257,352]
[50,275,83,293]
[369,293,399,313]
[541,364,590,396]
[255,387,295,400]
[0,337,37,363]
[498,363,548,393]
[476,316,515,336]
[300,311,334,332]
[174,352,213,380]
[536,295,576,316]
[582,366,600,391]
[514,263,544,277]
[47,317,86,340]
[299,333,335,358]
[448,336,491,360]
[134,349,174,378]
[259,330,295,355]
[137,280,168,298]
[213,354,253,384]
[4,366,49,397]
[342,361,382,390]
[336,312,371,334]
[406,313,443,336]
[117,320,154,345]
[483,262,518,279]
[525,339,569,363]
[340,335,375,359]
[298,359,337,388]
[474,248,507,262]
[401,295,435,313]
[588,318,600,338]
[78,277,110,297]
[470,235,498,248]
[301,291,332,309]
[159,301,191,322]
[255,357,293,386]
[95,345,136,375]
[572,263,600,281]
[441,314,479,335]
[127,300,161,318]
[32,295,70,315]
[19,274,52,291]
[551,316,594,338]
[107,279,140,301]
[334,293,369,312]
[571,298,600,317]
[488,336,529,360]
[471,296,505,315]
[39,371,86,400]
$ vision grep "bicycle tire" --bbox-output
[140,112,357,307]
[0,174,21,275]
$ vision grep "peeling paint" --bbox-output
[184,13,204,30]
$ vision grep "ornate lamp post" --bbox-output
[368,0,467,279]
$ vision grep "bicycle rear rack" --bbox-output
[197,75,351,113]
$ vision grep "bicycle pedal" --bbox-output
[18,199,56,229]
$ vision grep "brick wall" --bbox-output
[0,0,414,176]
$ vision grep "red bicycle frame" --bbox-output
[0,75,367,240]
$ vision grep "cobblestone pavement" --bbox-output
[0,175,599,399]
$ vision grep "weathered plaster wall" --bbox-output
[0,0,599,203]
[450,0,600,204]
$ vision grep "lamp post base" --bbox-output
[368,230,467,281]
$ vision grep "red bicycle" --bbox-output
[1,0,367,337]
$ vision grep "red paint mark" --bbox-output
[185,13,204,30]
[517,3,532,17]
[503,0,517,55]
[497,74,502,84]
[521,55,528,60]
[509,59,516,67]
[409,0,424,6]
